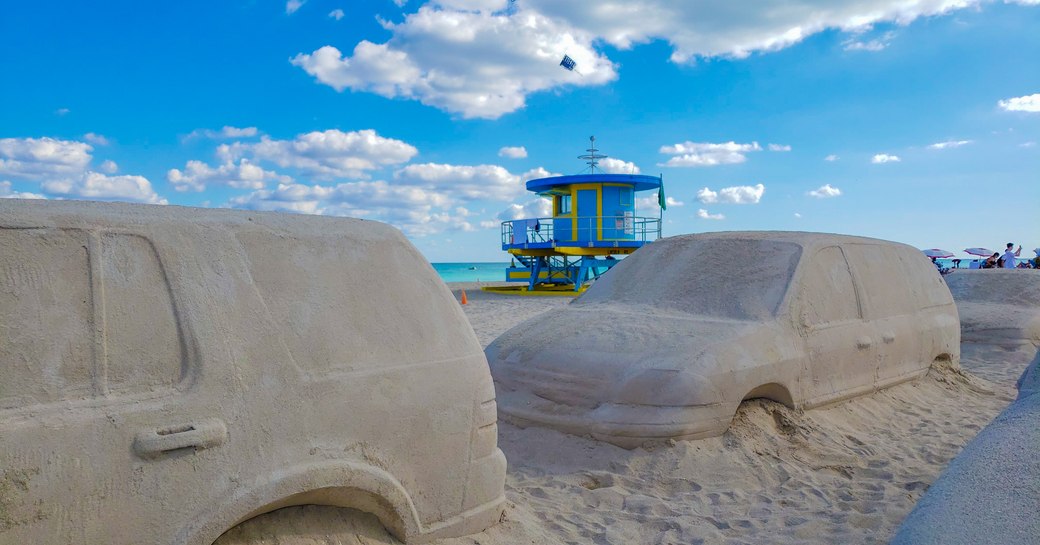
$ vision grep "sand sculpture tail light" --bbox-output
[0,199,505,545]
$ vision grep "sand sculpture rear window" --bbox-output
[101,233,182,394]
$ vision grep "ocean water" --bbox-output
[432,262,510,283]
[934,257,987,269]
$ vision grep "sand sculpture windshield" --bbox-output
[575,238,802,320]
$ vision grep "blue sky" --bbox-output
[1,0,1037,262]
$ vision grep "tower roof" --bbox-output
[526,173,662,194]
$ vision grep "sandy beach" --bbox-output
[220,281,1035,545]
[448,284,1032,545]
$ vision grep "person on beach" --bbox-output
[983,253,1000,269]
[1002,243,1022,269]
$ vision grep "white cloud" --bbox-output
[99,159,118,174]
[393,162,526,201]
[42,172,166,205]
[696,183,765,204]
[329,8,345,20]
[697,209,725,220]
[824,154,839,162]
[54,108,70,116]
[872,153,901,163]
[998,93,1040,113]
[291,7,617,119]
[293,1,1020,118]
[186,126,260,141]
[0,137,93,180]
[928,139,972,149]
[498,146,528,159]
[167,159,292,192]
[659,141,762,167]
[495,197,552,221]
[529,1,1004,62]
[808,183,842,198]
[842,30,896,51]
[636,195,683,209]
[219,129,418,180]
[767,143,791,152]
[227,160,555,236]
[794,212,802,218]
[1021,141,1037,148]
[229,180,474,236]
[0,136,166,204]
[84,133,110,146]
[286,0,305,14]
[598,157,640,174]
[0,181,47,200]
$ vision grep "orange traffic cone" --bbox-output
[460,290,468,305]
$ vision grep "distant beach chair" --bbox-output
[968,261,981,269]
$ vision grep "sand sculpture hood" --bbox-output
[0,199,505,545]
[488,305,756,409]
[488,231,960,448]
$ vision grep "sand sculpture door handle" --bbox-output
[881,332,896,344]
[856,336,873,350]
[133,418,228,459]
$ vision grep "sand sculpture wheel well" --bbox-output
[741,383,796,408]
[0,199,506,545]
[200,461,417,544]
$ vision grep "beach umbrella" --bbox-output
[964,247,995,257]
[921,249,954,258]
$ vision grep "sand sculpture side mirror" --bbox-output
[0,200,505,545]
[943,270,1040,346]
[487,231,960,448]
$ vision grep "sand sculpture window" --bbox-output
[842,244,918,318]
[800,246,860,326]
[0,229,182,409]
[101,234,183,394]
[0,229,94,408]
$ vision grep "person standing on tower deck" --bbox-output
[1002,242,1022,269]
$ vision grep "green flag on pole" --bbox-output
[657,178,666,210]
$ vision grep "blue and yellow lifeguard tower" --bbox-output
[494,138,664,293]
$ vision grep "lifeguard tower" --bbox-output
[494,137,664,293]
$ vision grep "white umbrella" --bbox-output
[921,249,954,259]
[963,247,995,257]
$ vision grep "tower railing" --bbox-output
[501,216,661,248]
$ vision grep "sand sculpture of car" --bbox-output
[487,232,960,448]
[0,200,505,544]
[943,269,1040,345]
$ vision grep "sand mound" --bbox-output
[945,269,1040,306]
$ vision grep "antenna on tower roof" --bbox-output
[577,136,607,173]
